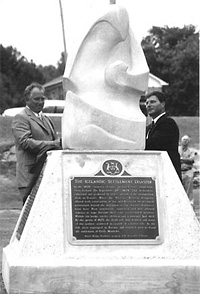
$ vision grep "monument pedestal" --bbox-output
[2,150,200,294]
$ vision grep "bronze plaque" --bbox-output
[69,174,162,245]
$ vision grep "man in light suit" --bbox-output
[145,91,181,180]
[12,82,62,204]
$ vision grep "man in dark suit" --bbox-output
[145,91,181,180]
[12,82,62,204]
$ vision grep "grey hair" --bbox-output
[181,135,190,142]
[24,82,45,101]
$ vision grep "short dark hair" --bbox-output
[24,82,45,101]
[145,91,166,103]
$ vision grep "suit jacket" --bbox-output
[145,114,181,179]
[12,107,61,188]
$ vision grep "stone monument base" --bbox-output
[2,150,200,294]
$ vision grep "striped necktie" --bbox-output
[41,114,55,139]
[40,114,48,127]
[37,113,43,121]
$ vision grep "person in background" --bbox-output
[145,91,181,180]
[12,82,62,205]
[179,135,196,206]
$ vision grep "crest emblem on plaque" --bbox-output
[102,160,123,176]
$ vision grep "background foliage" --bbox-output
[0,46,65,113]
[0,25,199,115]
[142,25,199,116]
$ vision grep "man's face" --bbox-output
[145,95,165,119]
[26,87,45,114]
[181,137,190,147]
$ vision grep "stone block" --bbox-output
[2,150,200,294]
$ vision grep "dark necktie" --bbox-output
[146,120,155,138]
[151,120,155,128]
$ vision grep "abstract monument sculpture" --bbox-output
[2,4,200,294]
[62,5,149,150]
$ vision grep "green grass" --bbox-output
[0,116,14,152]
[173,117,199,149]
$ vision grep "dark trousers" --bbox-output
[20,153,47,205]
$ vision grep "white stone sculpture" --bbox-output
[62,5,149,150]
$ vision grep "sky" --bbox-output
[0,0,199,67]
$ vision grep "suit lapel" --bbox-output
[25,107,43,126]
[25,107,54,136]
[147,114,167,137]
[41,114,56,139]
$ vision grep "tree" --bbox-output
[0,45,45,112]
[57,52,66,76]
[37,51,66,82]
[142,25,199,116]
[38,64,58,83]
[0,45,67,113]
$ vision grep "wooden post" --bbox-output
[59,0,67,64]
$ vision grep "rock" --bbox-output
[1,145,16,162]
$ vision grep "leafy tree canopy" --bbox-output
[0,45,63,113]
[0,25,199,116]
[142,25,199,116]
